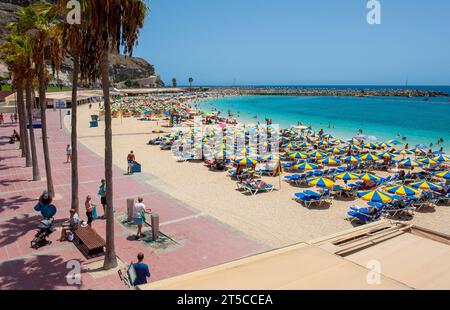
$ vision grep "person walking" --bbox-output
[14,113,18,123]
[132,197,151,240]
[132,252,151,286]
[127,150,136,175]
[66,144,72,163]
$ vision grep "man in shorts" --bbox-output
[127,150,136,175]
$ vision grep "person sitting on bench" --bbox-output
[60,209,80,241]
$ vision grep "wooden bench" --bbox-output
[73,226,106,257]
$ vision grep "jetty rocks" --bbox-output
[221,87,449,98]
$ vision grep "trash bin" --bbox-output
[90,121,98,127]
[91,115,99,121]
[67,111,71,116]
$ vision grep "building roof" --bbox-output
[138,221,450,290]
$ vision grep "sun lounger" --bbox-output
[293,190,331,208]
[330,185,345,197]
[347,208,382,224]
[382,200,415,217]
[242,180,274,196]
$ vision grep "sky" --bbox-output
[133,0,450,86]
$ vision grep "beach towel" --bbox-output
[92,205,98,220]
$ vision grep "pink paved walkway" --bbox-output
[0,109,266,290]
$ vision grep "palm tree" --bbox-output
[0,34,32,167]
[172,78,177,88]
[16,4,56,196]
[25,60,40,181]
[188,77,193,88]
[53,0,84,214]
[85,0,148,270]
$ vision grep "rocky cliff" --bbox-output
[0,0,164,86]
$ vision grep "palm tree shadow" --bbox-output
[0,214,42,248]
[0,254,85,290]
[0,196,36,214]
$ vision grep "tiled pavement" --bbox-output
[0,110,266,290]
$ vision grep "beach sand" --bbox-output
[66,104,450,249]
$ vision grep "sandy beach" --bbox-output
[63,102,450,250]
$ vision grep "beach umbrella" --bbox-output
[308,151,326,159]
[385,185,419,197]
[359,173,381,182]
[410,181,443,191]
[415,144,428,149]
[343,155,361,163]
[395,149,413,155]
[299,142,312,148]
[280,136,290,143]
[288,152,308,160]
[334,139,347,145]
[400,158,422,168]
[214,150,233,158]
[418,157,438,166]
[433,155,450,162]
[216,143,228,150]
[361,153,380,161]
[263,154,281,161]
[307,177,335,188]
[239,148,255,156]
[195,143,210,150]
[319,157,341,166]
[334,172,360,181]
[317,140,330,147]
[411,147,427,155]
[235,157,257,166]
[327,147,344,155]
[379,152,395,159]
[358,190,393,203]
[350,145,362,151]
[284,143,298,149]
[387,139,402,145]
[379,143,392,149]
[293,162,318,171]
[322,134,334,139]
[434,171,450,179]
[364,143,377,149]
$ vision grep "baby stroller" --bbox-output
[31,219,54,249]
[31,202,57,249]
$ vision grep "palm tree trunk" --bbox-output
[26,77,40,181]
[38,60,55,197]
[101,49,117,270]
[71,54,80,213]
[17,80,31,166]
[17,87,25,154]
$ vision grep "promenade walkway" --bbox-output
[0,109,265,290]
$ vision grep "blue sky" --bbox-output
[134,0,450,86]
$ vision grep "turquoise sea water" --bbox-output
[199,95,450,152]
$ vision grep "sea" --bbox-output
[198,86,450,152]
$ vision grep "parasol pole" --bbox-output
[278,159,282,190]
